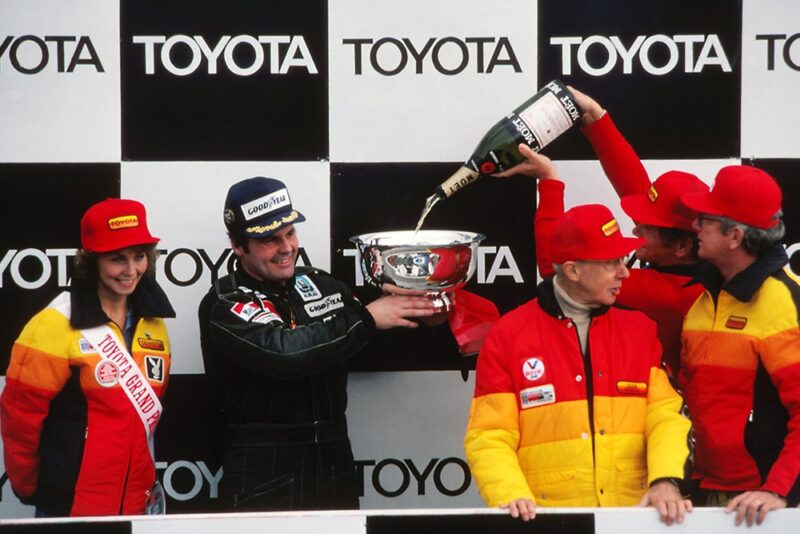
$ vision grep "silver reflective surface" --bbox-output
[349,230,485,292]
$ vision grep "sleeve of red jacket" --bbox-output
[582,113,651,197]
[0,309,72,499]
[534,179,565,279]
[464,322,533,506]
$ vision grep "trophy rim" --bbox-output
[349,229,486,247]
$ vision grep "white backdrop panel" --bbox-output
[0,0,120,162]
[328,0,538,163]
[741,0,800,159]
[348,371,483,508]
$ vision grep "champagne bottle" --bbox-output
[416,80,581,232]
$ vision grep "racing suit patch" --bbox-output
[145,356,165,382]
[304,293,344,317]
[251,311,283,324]
[230,301,262,321]
[520,384,555,409]
[78,338,96,354]
[295,275,322,301]
[522,357,545,381]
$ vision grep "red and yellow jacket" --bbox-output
[534,114,704,375]
[681,245,800,504]
[1,277,174,516]
[465,279,690,507]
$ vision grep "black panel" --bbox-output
[0,522,130,534]
[538,0,741,160]
[120,0,328,161]
[0,163,120,373]
[367,513,594,534]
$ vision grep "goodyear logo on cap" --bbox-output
[648,186,659,203]
[108,215,139,230]
[601,219,619,237]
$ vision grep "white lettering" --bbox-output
[639,34,679,75]
[8,248,51,290]
[132,34,318,76]
[695,34,732,72]
[477,246,524,284]
[224,35,263,76]
[195,35,229,74]
[550,34,733,76]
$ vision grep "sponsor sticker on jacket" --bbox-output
[138,337,165,351]
[95,360,120,387]
[145,356,165,382]
[251,311,283,324]
[230,301,262,321]
[78,337,96,354]
[305,293,344,317]
[616,381,648,395]
[522,357,545,381]
[520,384,555,409]
[295,275,322,301]
[725,315,748,330]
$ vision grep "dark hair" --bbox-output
[656,227,700,261]
[73,244,159,282]
[227,231,250,253]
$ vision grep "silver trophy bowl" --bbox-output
[349,230,485,311]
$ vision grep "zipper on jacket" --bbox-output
[568,317,597,464]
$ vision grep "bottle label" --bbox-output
[518,92,575,149]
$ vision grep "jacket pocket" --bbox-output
[525,468,577,504]
[612,460,648,504]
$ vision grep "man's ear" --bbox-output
[562,261,581,283]
[230,237,245,258]
[727,226,745,250]
[672,236,694,259]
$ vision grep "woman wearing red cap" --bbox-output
[1,198,175,517]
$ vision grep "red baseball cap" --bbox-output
[80,198,160,253]
[681,165,782,230]
[550,204,644,263]
[620,171,709,231]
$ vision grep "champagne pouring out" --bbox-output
[415,79,581,234]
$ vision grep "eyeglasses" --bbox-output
[696,213,725,226]
[576,256,631,271]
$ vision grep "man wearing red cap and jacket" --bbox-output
[680,166,800,526]
[465,204,692,525]
[497,88,708,375]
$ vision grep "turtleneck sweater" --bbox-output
[552,276,592,356]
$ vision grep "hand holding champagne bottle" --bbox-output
[416,80,581,232]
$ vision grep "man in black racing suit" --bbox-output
[198,176,441,511]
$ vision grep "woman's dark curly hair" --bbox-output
[73,245,159,283]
